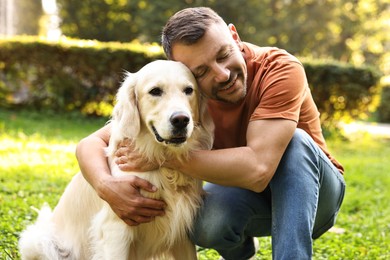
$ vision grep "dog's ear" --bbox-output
[199,94,215,149]
[112,72,141,139]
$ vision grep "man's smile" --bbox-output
[219,74,237,91]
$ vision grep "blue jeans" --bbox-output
[191,129,346,260]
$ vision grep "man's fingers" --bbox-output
[104,175,167,226]
[114,155,136,171]
[115,139,134,157]
[114,200,165,226]
[133,176,158,193]
[115,147,128,157]
[123,219,140,226]
[135,193,167,212]
[116,138,132,148]
[135,202,166,216]
[123,215,155,226]
[115,156,127,165]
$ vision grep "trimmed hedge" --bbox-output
[302,58,381,126]
[0,37,381,122]
[0,36,164,116]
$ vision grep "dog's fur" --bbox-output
[18,60,214,260]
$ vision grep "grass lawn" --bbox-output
[1,108,389,259]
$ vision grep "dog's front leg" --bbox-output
[50,172,102,259]
[90,205,133,260]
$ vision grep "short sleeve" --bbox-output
[250,60,308,123]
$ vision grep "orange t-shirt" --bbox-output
[208,42,344,174]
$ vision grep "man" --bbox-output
[76,7,345,260]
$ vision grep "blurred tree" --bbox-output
[55,0,389,75]
[57,0,139,42]
[261,0,338,57]
[337,0,389,74]
[128,0,188,43]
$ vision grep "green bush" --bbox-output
[0,37,381,122]
[0,36,164,116]
[302,58,381,127]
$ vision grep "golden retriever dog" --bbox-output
[19,60,214,260]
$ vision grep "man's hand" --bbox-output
[97,174,166,226]
[76,125,165,226]
[114,139,159,172]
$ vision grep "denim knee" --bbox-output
[289,128,319,154]
[190,204,239,249]
[190,185,266,250]
[277,129,320,174]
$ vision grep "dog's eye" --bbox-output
[184,86,194,95]
[149,87,163,96]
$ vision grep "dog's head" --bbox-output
[110,60,213,158]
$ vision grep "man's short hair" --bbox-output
[161,7,225,59]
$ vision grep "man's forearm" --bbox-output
[76,137,110,188]
[170,147,271,193]
[170,120,296,193]
[75,127,112,197]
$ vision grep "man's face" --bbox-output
[171,22,247,104]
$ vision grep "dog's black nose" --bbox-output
[170,112,190,129]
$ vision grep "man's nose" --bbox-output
[212,63,230,83]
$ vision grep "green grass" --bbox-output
[1,109,389,259]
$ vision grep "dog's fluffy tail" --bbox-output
[18,204,74,260]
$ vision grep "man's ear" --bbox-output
[228,23,241,43]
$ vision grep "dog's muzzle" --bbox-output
[152,112,190,145]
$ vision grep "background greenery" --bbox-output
[377,85,390,123]
[0,37,381,126]
[1,109,389,259]
[0,37,163,116]
[12,0,389,77]
[4,0,389,122]
[1,1,389,258]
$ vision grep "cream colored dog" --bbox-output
[19,60,214,260]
